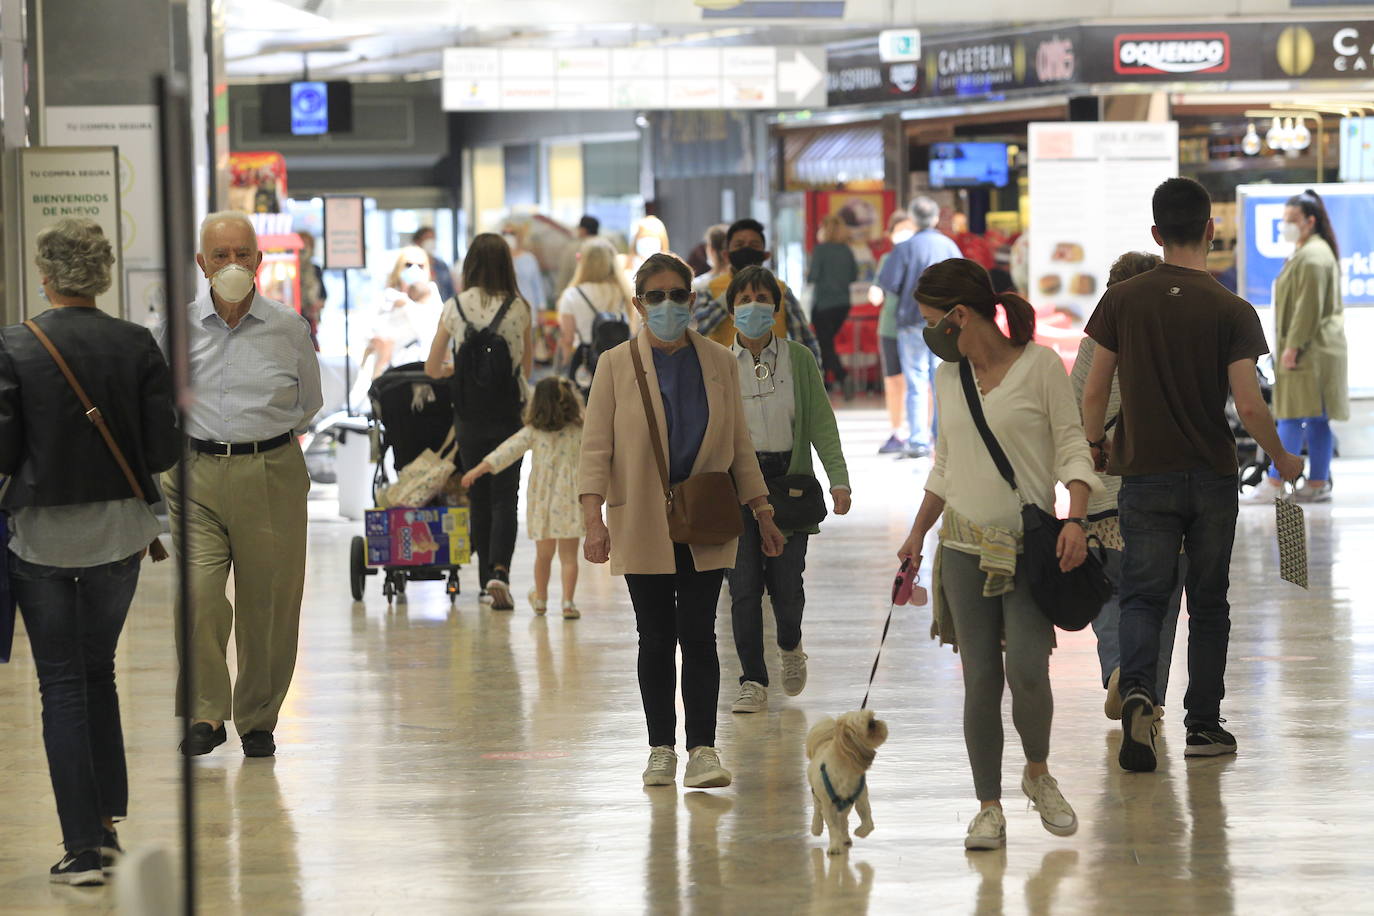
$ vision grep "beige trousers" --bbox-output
[163,441,309,735]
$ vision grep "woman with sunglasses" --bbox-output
[579,252,785,790]
[722,265,850,715]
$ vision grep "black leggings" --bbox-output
[458,419,522,586]
[812,304,851,383]
[624,543,726,749]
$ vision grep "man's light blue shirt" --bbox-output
[168,290,323,442]
[876,228,963,328]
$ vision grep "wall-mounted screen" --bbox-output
[928,141,1009,188]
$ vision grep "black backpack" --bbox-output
[451,294,522,424]
[578,287,630,372]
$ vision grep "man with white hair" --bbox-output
[163,211,322,758]
[876,196,961,458]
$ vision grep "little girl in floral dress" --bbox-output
[461,376,585,618]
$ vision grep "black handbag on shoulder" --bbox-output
[766,473,828,531]
[958,359,1112,631]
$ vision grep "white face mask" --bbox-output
[1280,221,1302,244]
[401,265,428,288]
[635,236,662,258]
[210,263,255,303]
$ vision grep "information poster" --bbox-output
[323,196,366,270]
[19,147,124,318]
[1028,122,1179,326]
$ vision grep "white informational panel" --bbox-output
[1028,122,1179,326]
[19,146,125,318]
[44,106,162,272]
[323,196,367,270]
[443,46,826,111]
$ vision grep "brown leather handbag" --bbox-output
[629,340,743,546]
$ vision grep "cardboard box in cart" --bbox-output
[365,507,471,567]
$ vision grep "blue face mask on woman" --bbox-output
[734,302,775,339]
[646,302,692,341]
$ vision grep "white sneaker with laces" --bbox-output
[779,645,808,696]
[1243,480,1284,505]
[1296,482,1333,504]
[684,746,732,789]
[1021,766,1078,836]
[642,746,678,787]
[964,806,1007,850]
[731,680,768,714]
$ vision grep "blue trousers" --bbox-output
[1091,547,1184,706]
[896,326,938,450]
[1268,412,1333,482]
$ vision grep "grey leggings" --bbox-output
[940,546,1056,802]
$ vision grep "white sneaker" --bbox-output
[684,746,732,789]
[731,680,768,714]
[1104,667,1123,720]
[1243,480,1283,505]
[486,580,514,611]
[1021,767,1078,837]
[1296,482,1333,504]
[642,746,678,787]
[562,600,580,620]
[964,806,1007,850]
[779,645,808,696]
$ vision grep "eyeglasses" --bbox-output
[640,289,692,305]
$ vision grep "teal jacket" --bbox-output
[780,339,850,535]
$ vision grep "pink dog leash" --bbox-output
[861,558,927,710]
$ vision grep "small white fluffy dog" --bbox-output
[806,710,889,855]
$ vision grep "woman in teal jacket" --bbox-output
[723,265,851,715]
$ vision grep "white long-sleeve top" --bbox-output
[925,343,1101,533]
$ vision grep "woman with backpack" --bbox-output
[557,237,634,391]
[426,233,533,610]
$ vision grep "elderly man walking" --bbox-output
[164,211,322,758]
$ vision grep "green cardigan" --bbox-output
[780,338,850,535]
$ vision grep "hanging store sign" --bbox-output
[1265,21,1374,77]
[19,146,124,319]
[442,46,826,111]
[825,44,922,106]
[1112,32,1231,75]
[920,29,1080,97]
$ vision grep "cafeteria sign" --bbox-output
[19,146,124,318]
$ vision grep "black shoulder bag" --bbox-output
[958,358,1112,631]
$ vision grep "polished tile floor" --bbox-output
[2,405,1373,914]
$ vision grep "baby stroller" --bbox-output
[1232,362,1273,492]
[348,362,469,605]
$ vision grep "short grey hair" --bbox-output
[199,210,258,255]
[34,218,114,298]
[909,196,940,230]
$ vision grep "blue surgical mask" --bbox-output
[646,302,691,341]
[734,302,775,339]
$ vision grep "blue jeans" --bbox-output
[10,551,141,852]
[896,326,938,450]
[1269,411,1333,482]
[727,505,809,686]
[1118,471,1239,728]
[1091,547,1184,706]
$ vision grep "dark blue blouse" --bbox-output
[652,344,709,485]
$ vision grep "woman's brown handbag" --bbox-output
[630,341,743,546]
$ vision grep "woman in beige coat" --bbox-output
[579,252,784,790]
[1255,190,1348,503]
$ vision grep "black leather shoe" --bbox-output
[241,730,276,758]
[181,722,227,757]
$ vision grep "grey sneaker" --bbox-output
[642,746,678,787]
[1296,482,1332,504]
[964,806,1006,850]
[684,746,732,789]
[731,680,768,714]
[779,645,808,696]
[1021,767,1078,836]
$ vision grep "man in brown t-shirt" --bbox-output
[1082,177,1303,774]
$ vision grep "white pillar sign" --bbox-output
[19,146,125,318]
[323,196,366,270]
[1028,122,1179,327]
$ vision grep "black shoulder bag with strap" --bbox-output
[958,358,1111,631]
[451,295,522,425]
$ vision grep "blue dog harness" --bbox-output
[820,762,866,812]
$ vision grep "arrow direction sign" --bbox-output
[778,47,827,108]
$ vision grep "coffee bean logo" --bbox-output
[1276,26,1315,77]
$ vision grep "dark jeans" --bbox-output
[458,419,523,586]
[1118,470,1239,728]
[812,305,851,383]
[10,551,141,852]
[625,543,726,749]
[727,497,809,686]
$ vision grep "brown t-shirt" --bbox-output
[1084,263,1269,477]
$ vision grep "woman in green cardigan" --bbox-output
[723,265,851,714]
[1254,190,1349,504]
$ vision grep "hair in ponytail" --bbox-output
[915,257,1037,346]
[1287,189,1339,259]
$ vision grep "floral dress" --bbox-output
[482,424,585,540]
